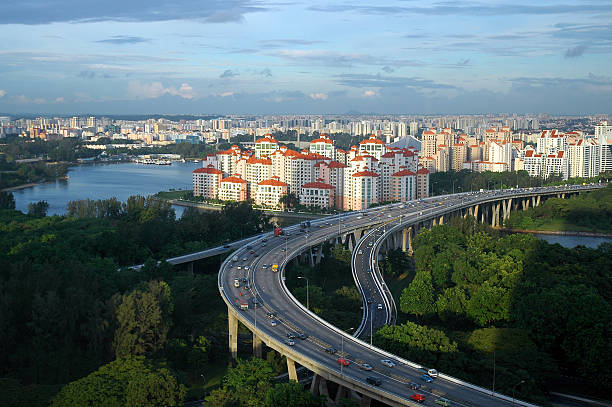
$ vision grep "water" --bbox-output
[12,162,201,216]
[533,233,611,249]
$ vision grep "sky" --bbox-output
[0,0,611,115]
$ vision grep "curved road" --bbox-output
[219,184,603,407]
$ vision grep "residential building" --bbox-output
[219,174,248,202]
[192,165,223,199]
[300,180,335,208]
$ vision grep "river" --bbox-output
[532,233,611,249]
[12,161,200,216]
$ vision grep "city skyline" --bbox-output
[1,0,611,115]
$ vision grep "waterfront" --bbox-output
[12,162,200,216]
[533,233,611,249]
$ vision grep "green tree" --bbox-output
[27,200,48,217]
[0,191,15,210]
[400,271,435,319]
[50,356,185,407]
[264,382,323,407]
[222,358,276,407]
[466,283,510,326]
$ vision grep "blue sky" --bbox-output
[0,0,611,115]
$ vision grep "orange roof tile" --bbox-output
[301,181,335,189]
[392,169,416,177]
[258,179,287,187]
[352,170,379,177]
[221,175,247,184]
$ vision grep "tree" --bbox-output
[50,356,185,407]
[278,192,299,209]
[265,382,323,407]
[27,200,48,217]
[400,271,435,319]
[112,281,173,358]
[219,358,276,407]
[0,191,15,210]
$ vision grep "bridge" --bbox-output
[216,183,604,407]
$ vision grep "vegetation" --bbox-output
[376,217,611,403]
[504,184,612,233]
[0,197,273,406]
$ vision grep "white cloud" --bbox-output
[0,90,5,98]
[219,91,234,97]
[127,81,196,99]
[362,90,378,97]
[309,92,328,100]
[13,95,45,104]
[54,97,65,103]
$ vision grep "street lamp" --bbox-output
[297,276,309,310]
[512,380,525,405]
[340,327,354,377]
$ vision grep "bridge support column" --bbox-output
[310,374,330,398]
[252,332,263,358]
[309,247,315,267]
[335,385,349,404]
[315,243,323,264]
[401,228,407,252]
[228,308,238,361]
[187,262,194,273]
[360,394,371,407]
[473,204,479,220]
[439,215,444,225]
[286,357,298,382]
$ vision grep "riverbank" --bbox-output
[495,227,612,238]
[166,198,328,219]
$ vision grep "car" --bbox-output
[237,266,242,270]
[244,266,250,270]
[285,339,295,346]
[280,248,286,252]
[261,243,266,247]
[296,333,308,340]
[377,303,383,310]
[242,258,248,261]
[420,374,433,383]
[325,347,337,354]
[262,238,267,242]
[380,359,395,368]
[270,320,278,327]
[366,376,382,386]
[368,241,373,247]
[267,312,277,319]
[262,264,268,269]
[435,398,451,406]
[367,298,373,304]
[243,284,250,290]
[408,382,420,390]
[359,363,373,371]
[410,394,426,403]
[358,250,363,255]
[337,357,350,366]
[249,250,254,254]
[286,332,296,339]
[419,368,438,377]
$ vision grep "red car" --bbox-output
[410,394,426,403]
[336,357,350,367]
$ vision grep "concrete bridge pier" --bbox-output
[310,374,330,399]
[252,332,263,358]
[228,309,238,361]
[315,243,324,264]
[187,262,194,273]
[335,385,350,404]
[286,357,298,382]
[401,227,413,253]
[473,204,479,220]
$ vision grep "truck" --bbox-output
[274,227,284,236]
[271,264,279,273]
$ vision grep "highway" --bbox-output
[219,185,604,406]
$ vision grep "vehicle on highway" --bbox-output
[232,255,238,262]
[368,241,373,247]
[366,376,382,386]
[381,359,395,368]
[377,303,383,310]
[359,363,373,371]
[420,374,433,383]
[244,265,250,270]
[325,347,337,354]
[410,394,426,403]
[249,250,255,254]
[408,382,420,390]
[270,320,278,327]
[296,333,308,340]
[285,339,295,346]
[237,266,242,270]
[242,257,247,261]
[234,278,240,287]
[267,312,277,319]
[419,368,438,377]
[435,397,451,406]
[358,250,363,255]
[337,357,350,366]
[274,227,284,236]
[286,332,296,339]
[271,264,279,272]
[262,264,268,269]
[239,302,248,310]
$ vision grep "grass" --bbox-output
[156,189,192,200]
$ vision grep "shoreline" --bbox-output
[1,182,42,192]
[495,227,612,238]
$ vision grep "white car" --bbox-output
[377,303,383,310]
[270,320,278,327]
[285,339,295,346]
[358,250,363,255]
[381,359,395,368]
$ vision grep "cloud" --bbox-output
[382,66,394,73]
[95,35,150,44]
[78,70,96,79]
[0,0,267,25]
[259,68,272,77]
[564,45,588,58]
[217,91,234,97]
[0,90,5,98]
[309,93,328,100]
[362,90,377,97]
[274,49,423,68]
[127,81,196,99]
[220,69,239,78]
[259,39,326,49]
[54,97,64,103]
[336,73,456,90]
[13,95,46,104]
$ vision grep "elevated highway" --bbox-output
[219,184,604,407]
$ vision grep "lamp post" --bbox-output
[512,380,525,406]
[340,327,354,377]
[297,276,309,310]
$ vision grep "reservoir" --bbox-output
[532,233,611,249]
[12,161,200,216]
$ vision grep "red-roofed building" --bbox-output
[358,134,387,160]
[416,167,430,198]
[300,179,335,208]
[193,165,223,199]
[219,174,248,202]
[254,134,279,158]
[309,133,337,160]
[255,177,288,208]
[391,168,417,202]
[344,168,379,210]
